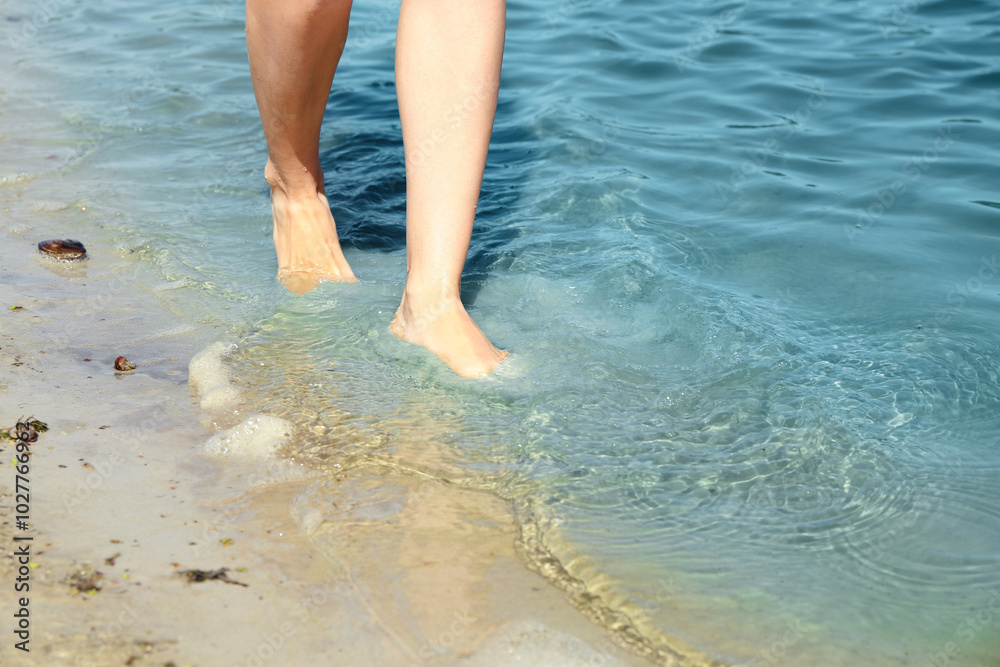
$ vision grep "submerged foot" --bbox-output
[271,184,356,295]
[391,294,507,378]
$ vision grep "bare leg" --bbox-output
[247,0,357,295]
[390,0,508,377]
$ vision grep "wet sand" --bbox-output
[0,229,649,666]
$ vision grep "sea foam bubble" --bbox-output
[188,341,241,411]
[204,414,294,460]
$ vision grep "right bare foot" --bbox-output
[269,170,356,295]
[391,291,507,378]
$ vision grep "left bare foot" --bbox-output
[267,161,356,295]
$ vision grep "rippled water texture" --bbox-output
[4,0,1000,664]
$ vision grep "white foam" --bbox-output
[188,341,241,411]
[204,414,294,460]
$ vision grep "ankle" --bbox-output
[400,280,462,315]
[264,159,323,200]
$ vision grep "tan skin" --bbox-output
[246,0,508,377]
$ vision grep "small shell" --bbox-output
[38,239,87,261]
[114,356,136,371]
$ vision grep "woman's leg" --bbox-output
[246,0,357,295]
[391,0,508,377]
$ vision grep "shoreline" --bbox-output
[0,35,662,661]
[0,11,709,661]
[0,230,651,666]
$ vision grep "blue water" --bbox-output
[4,0,1000,664]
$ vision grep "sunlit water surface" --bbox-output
[3,0,999,664]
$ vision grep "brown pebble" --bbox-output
[114,356,136,371]
[38,239,87,260]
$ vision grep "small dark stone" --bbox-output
[38,239,87,260]
[179,568,248,587]
[65,567,103,594]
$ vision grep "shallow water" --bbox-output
[3,0,1000,664]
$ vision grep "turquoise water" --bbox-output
[4,0,1000,664]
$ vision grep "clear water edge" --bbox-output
[3,0,1000,665]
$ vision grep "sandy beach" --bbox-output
[6,0,1000,663]
[0,230,659,666]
